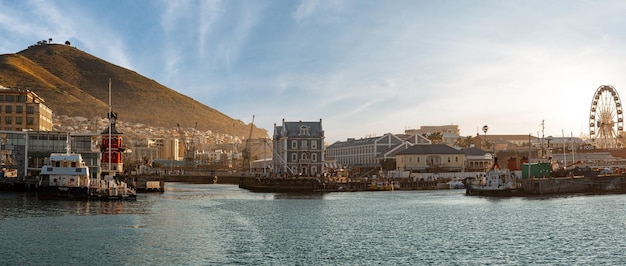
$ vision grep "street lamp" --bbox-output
[482,125,489,150]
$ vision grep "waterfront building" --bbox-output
[463,147,493,171]
[272,119,324,177]
[395,144,466,172]
[325,133,408,171]
[0,88,53,131]
[70,133,102,182]
[0,131,100,180]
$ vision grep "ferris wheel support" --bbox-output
[588,85,624,149]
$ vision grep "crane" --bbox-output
[241,115,254,172]
[177,122,196,168]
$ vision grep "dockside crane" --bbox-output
[177,122,197,168]
[241,115,254,172]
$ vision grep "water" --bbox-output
[1,183,626,265]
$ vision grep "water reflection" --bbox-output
[0,192,152,219]
[273,192,326,199]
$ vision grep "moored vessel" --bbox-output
[37,153,91,199]
[465,158,520,196]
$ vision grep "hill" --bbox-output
[0,43,267,139]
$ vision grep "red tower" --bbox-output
[101,111,124,178]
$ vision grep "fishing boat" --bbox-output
[37,153,91,199]
[465,158,520,196]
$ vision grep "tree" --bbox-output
[65,40,71,45]
[48,38,52,44]
[454,135,475,149]
[424,132,443,144]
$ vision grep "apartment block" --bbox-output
[0,89,52,131]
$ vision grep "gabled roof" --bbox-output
[375,142,413,158]
[396,144,464,155]
[327,133,403,149]
[462,147,488,156]
[396,133,431,144]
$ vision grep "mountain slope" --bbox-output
[0,44,266,139]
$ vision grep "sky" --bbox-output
[1,0,626,144]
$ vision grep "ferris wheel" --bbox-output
[589,85,624,149]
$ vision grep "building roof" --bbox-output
[395,133,431,144]
[275,119,323,138]
[462,147,488,156]
[327,136,379,148]
[396,144,464,155]
[327,133,403,149]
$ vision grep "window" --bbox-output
[27,106,34,114]
[298,125,310,136]
[5,117,11,124]
[5,106,11,113]
[17,95,26,102]
[16,106,22,113]
[300,153,308,160]
[291,140,297,149]
[311,140,317,149]
[16,117,22,125]
[291,153,297,162]
[301,140,307,148]
[27,117,34,125]
[5,95,14,102]
[311,153,317,162]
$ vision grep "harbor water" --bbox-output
[1,183,626,265]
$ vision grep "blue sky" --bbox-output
[2,0,626,144]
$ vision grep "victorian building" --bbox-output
[272,119,324,177]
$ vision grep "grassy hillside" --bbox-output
[0,44,267,139]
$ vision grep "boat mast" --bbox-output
[562,129,566,168]
[528,133,531,178]
[108,78,111,173]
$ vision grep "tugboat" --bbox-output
[37,152,91,199]
[465,158,520,196]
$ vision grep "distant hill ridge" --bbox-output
[0,43,267,139]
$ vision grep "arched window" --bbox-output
[299,125,310,136]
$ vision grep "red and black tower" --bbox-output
[101,111,124,179]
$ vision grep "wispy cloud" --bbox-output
[291,0,319,21]
[4,0,626,142]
